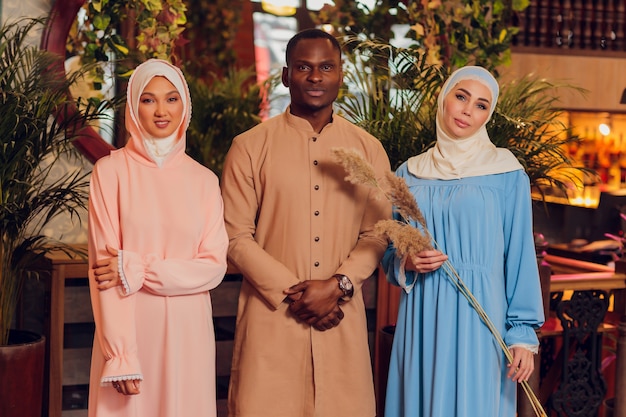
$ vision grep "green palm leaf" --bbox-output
[0,17,117,344]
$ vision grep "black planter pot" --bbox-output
[0,330,45,417]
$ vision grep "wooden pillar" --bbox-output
[41,0,115,162]
[233,0,256,71]
[374,265,401,417]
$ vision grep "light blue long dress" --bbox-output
[382,162,545,417]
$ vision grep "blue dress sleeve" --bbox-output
[381,163,419,293]
[502,170,545,346]
[382,244,419,292]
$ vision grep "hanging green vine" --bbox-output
[66,0,187,85]
[134,0,187,60]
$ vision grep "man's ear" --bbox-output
[281,66,289,88]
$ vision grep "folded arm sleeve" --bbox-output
[120,193,229,296]
[87,161,142,384]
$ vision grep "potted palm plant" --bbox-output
[0,17,114,417]
[337,38,592,190]
[185,67,263,176]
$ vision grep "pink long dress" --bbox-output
[87,59,228,417]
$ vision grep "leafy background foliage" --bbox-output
[336,37,592,195]
[0,18,117,344]
[186,68,263,176]
[313,0,530,74]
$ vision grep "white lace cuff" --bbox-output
[101,374,144,386]
[117,250,131,296]
[509,343,539,355]
[397,255,415,294]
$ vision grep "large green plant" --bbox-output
[402,0,530,72]
[0,18,115,345]
[338,39,445,170]
[186,67,263,176]
[491,75,592,191]
[314,0,530,75]
[337,39,591,192]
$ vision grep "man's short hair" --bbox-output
[285,28,342,66]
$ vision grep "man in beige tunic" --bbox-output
[221,28,391,417]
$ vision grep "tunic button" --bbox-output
[313,160,318,165]
[312,137,317,142]
[314,210,319,216]
[314,236,320,242]
[314,262,320,267]
[314,185,319,190]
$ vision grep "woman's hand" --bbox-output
[93,246,120,290]
[507,346,535,382]
[405,250,448,273]
[112,379,141,395]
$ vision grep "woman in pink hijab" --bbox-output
[87,59,228,417]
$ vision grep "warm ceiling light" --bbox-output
[321,24,334,33]
[261,0,299,16]
[599,123,611,136]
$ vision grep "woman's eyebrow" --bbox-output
[457,87,490,105]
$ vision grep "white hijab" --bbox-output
[125,58,192,166]
[407,66,522,180]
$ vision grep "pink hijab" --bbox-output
[407,66,522,180]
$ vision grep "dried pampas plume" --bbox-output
[382,171,427,228]
[331,147,430,244]
[331,147,379,188]
[375,220,432,257]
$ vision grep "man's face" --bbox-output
[282,37,343,117]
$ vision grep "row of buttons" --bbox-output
[313,136,321,268]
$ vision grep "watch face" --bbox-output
[341,276,353,291]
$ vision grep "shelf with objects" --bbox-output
[526,110,626,417]
[532,110,626,258]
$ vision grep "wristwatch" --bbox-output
[334,274,354,299]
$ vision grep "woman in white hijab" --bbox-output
[87,59,228,417]
[382,66,545,417]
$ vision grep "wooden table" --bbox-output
[544,255,626,417]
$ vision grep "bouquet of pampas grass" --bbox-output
[331,147,547,417]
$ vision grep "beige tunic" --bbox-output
[221,110,391,417]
